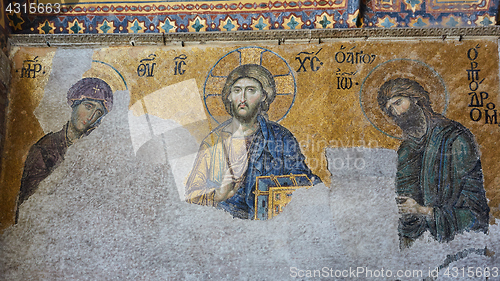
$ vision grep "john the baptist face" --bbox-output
[385,95,426,136]
[386,96,411,117]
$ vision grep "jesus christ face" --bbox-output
[228,77,265,123]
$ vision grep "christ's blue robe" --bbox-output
[185,115,320,219]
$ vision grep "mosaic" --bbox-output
[3,40,500,220]
[4,0,499,34]
[1,40,500,279]
[361,0,499,27]
[5,0,360,34]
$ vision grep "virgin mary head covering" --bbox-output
[67,77,114,113]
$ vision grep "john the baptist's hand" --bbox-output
[397,196,433,217]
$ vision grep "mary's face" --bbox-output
[71,100,105,133]
[228,77,265,122]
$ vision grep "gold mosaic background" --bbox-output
[2,40,499,229]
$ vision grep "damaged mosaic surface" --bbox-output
[1,41,500,279]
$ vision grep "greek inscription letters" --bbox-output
[137,54,157,77]
[20,56,43,78]
[174,54,187,75]
[334,45,376,64]
[466,45,498,124]
[485,102,498,124]
[335,68,357,91]
[469,92,488,107]
[294,49,323,72]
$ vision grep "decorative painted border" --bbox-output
[363,12,498,28]
[8,26,500,47]
[362,0,499,28]
[51,0,349,15]
[7,0,360,34]
[366,0,493,13]
[427,0,491,12]
[9,11,360,34]
[368,0,401,12]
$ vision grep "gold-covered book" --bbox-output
[253,174,313,220]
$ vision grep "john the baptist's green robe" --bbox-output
[396,114,489,243]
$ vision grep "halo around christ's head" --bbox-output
[359,59,449,139]
[204,46,296,124]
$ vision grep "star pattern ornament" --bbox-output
[67,19,86,34]
[97,20,116,33]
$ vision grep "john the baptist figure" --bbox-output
[378,78,489,248]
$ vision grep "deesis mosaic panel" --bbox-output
[1,40,500,279]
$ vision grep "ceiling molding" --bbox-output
[9,27,500,47]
